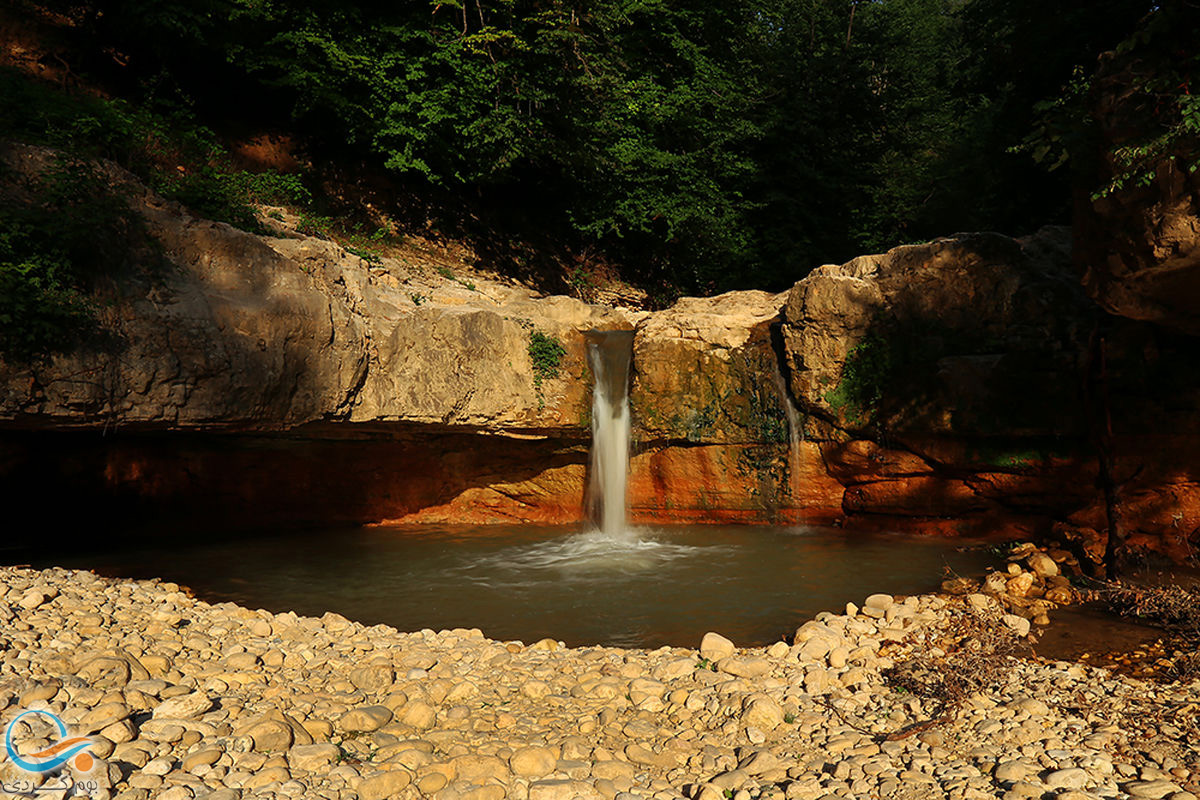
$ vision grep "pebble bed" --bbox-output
[0,562,1197,800]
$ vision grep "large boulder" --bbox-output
[631,290,789,444]
[783,227,1091,436]
[780,225,1200,559]
[779,228,1101,534]
[0,144,631,433]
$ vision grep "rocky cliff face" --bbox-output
[784,228,1089,434]
[1061,47,1200,563]
[1077,157,1200,334]
[4,143,815,530]
[779,228,1099,537]
[2,142,1198,561]
[0,145,631,433]
[780,225,1200,563]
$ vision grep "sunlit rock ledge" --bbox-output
[2,143,1200,561]
[1,564,1196,800]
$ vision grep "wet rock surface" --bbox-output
[1,565,1196,800]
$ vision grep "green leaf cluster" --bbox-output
[10,0,1176,296]
[46,0,1030,290]
[528,331,566,389]
[0,256,94,362]
[0,157,147,360]
[0,66,311,233]
[824,332,897,427]
[1016,2,1198,200]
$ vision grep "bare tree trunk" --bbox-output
[845,1,857,48]
[1098,337,1127,578]
[1086,326,1124,578]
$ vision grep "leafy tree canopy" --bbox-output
[9,0,1171,296]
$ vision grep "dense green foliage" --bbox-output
[2,0,1183,306]
[0,253,93,361]
[1021,1,1199,197]
[0,67,309,230]
[0,157,140,358]
[26,0,1159,292]
[528,331,566,388]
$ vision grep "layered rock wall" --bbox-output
[780,228,1097,536]
[0,143,841,531]
[780,226,1200,560]
[0,146,630,433]
[3,140,1199,558]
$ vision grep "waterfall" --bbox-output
[770,352,804,502]
[586,330,635,538]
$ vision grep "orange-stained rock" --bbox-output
[780,440,850,514]
[1065,485,1200,565]
[2,429,859,535]
[842,477,992,517]
[2,429,590,535]
[1051,432,1200,564]
[396,440,851,527]
[962,462,1096,514]
[821,440,931,483]
[627,441,845,526]
[387,463,586,525]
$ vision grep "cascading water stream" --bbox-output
[770,351,804,503]
[585,330,635,539]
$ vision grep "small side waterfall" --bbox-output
[769,350,804,502]
[586,330,635,538]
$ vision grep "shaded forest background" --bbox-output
[1,0,1196,309]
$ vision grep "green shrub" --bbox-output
[823,331,896,425]
[35,158,144,278]
[528,331,566,389]
[345,245,382,264]
[0,156,149,360]
[156,167,310,232]
[0,67,311,236]
[0,258,94,361]
[295,212,333,237]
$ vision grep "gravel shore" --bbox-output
[0,564,1196,800]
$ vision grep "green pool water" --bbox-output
[23,524,999,649]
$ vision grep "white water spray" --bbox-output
[586,330,635,539]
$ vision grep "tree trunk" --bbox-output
[1086,326,1124,578]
